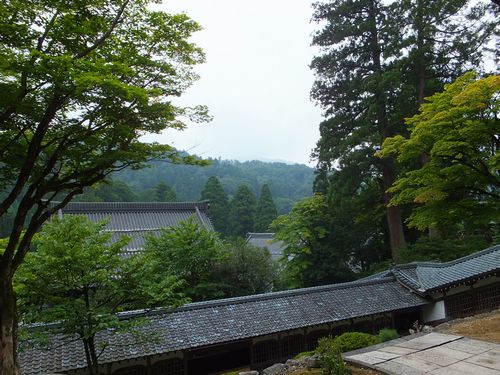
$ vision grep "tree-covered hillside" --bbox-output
[115,158,314,213]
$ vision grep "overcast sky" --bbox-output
[149,0,323,166]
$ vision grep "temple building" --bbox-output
[20,245,500,375]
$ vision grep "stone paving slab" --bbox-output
[464,348,500,371]
[375,360,426,375]
[378,345,418,355]
[391,355,442,372]
[395,332,462,350]
[444,338,496,355]
[410,345,474,366]
[344,333,500,375]
[429,361,500,375]
[347,350,401,365]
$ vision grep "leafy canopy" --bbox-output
[218,239,281,297]
[0,1,206,372]
[16,216,183,371]
[379,72,500,231]
[271,194,354,288]
[0,0,208,274]
[144,217,226,301]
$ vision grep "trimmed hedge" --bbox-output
[378,328,399,342]
[333,332,380,352]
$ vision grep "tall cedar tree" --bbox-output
[311,0,497,261]
[254,184,278,232]
[201,176,230,236]
[229,185,257,237]
[311,0,407,261]
[402,0,497,109]
[0,1,207,372]
[152,182,178,202]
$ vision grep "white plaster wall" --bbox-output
[422,300,446,323]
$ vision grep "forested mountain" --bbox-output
[114,158,314,213]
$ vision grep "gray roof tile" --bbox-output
[246,233,286,259]
[20,278,427,375]
[55,201,214,251]
[392,244,500,292]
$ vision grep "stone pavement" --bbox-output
[343,332,500,374]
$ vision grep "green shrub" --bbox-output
[378,328,399,342]
[316,337,351,375]
[333,332,380,352]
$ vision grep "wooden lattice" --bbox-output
[152,358,184,375]
[252,339,279,365]
[112,365,146,375]
[281,334,305,358]
[476,283,500,313]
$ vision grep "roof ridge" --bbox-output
[120,277,398,319]
[395,244,500,270]
[52,200,211,212]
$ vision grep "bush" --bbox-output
[333,332,380,352]
[378,328,399,342]
[316,337,351,375]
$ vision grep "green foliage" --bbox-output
[271,194,354,288]
[144,217,226,301]
[229,185,257,237]
[310,0,498,263]
[201,176,231,236]
[332,332,380,353]
[0,1,208,368]
[254,184,278,232]
[217,239,280,297]
[380,73,500,236]
[316,338,351,375]
[150,182,179,202]
[15,216,181,371]
[378,328,399,343]
[399,236,489,263]
[75,179,139,202]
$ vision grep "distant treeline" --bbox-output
[113,158,314,214]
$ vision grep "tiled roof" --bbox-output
[391,244,500,293]
[55,201,214,251]
[246,233,287,260]
[20,277,427,375]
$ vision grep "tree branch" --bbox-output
[75,0,131,59]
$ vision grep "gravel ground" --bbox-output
[434,308,500,343]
